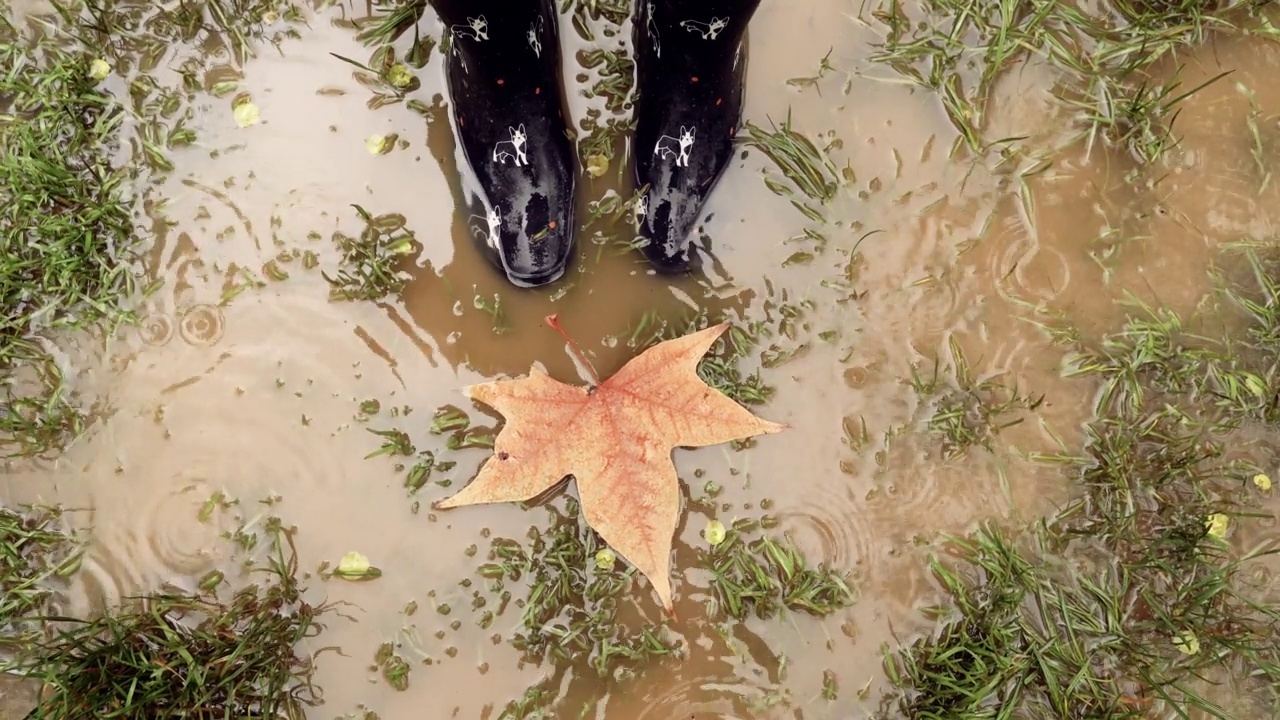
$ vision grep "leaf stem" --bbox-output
[545,314,601,386]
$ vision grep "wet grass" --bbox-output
[77,0,307,66]
[74,0,308,173]
[880,246,1280,718]
[742,112,847,223]
[702,520,856,621]
[0,0,315,457]
[480,498,853,717]
[0,20,139,456]
[0,506,82,650]
[5,520,333,719]
[868,0,1252,164]
[1,0,346,708]
[910,337,1043,458]
[323,204,418,302]
[566,0,634,181]
[476,500,676,681]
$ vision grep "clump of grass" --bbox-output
[323,204,418,302]
[474,499,676,680]
[883,524,1146,717]
[428,405,495,451]
[343,0,440,114]
[1111,0,1225,35]
[483,500,852,718]
[910,337,1043,457]
[0,18,140,456]
[353,0,428,48]
[78,0,306,66]
[564,0,635,180]
[1238,82,1280,193]
[885,497,1280,717]
[374,641,412,691]
[869,0,1064,155]
[742,111,845,222]
[1068,250,1280,427]
[703,520,855,621]
[329,43,422,111]
[881,245,1280,718]
[868,0,1246,163]
[499,685,553,720]
[0,505,82,649]
[7,521,332,719]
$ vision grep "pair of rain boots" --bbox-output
[436,0,762,287]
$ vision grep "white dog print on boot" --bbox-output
[646,2,661,57]
[654,126,695,167]
[633,194,648,227]
[469,205,502,250]
[680,17,727,40]
[452,16,489,41]
[493,125,529,167]
[527,16,544,58]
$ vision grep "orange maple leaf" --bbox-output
[434,317,786,613]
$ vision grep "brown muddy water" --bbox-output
[4,0,1280,718]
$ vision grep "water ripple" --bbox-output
[138,311,176,347]
[141,477,233,577]
[178,303,226,346]
[52,287,400,614]
[773,480,871,578]
[627,673,768,719]
[69,535,149,616]
[869,445,1007,542]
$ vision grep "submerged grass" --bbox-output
[0,0,311,456]
[0,18,139,456]
[5,520,332,719]
[482,498,854,717]
[911,336,1043,457]
[562,0,633,181]
[703,521,855,621]
[0,506,82,649]
[742,112,847,223]
[323,204,418,302]
[881,246,1280,718]
[868,0,1252,164]
[475,499,676,681]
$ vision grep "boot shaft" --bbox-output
[640,0,762,48]
[433,0,562,74]
[432,0,577,286]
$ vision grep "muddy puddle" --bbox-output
[4,0,1280,717]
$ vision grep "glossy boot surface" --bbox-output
[436,0,576,287]
[631,0,762,274]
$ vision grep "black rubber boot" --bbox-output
[435,0,576,287]
[631,0,762,274]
